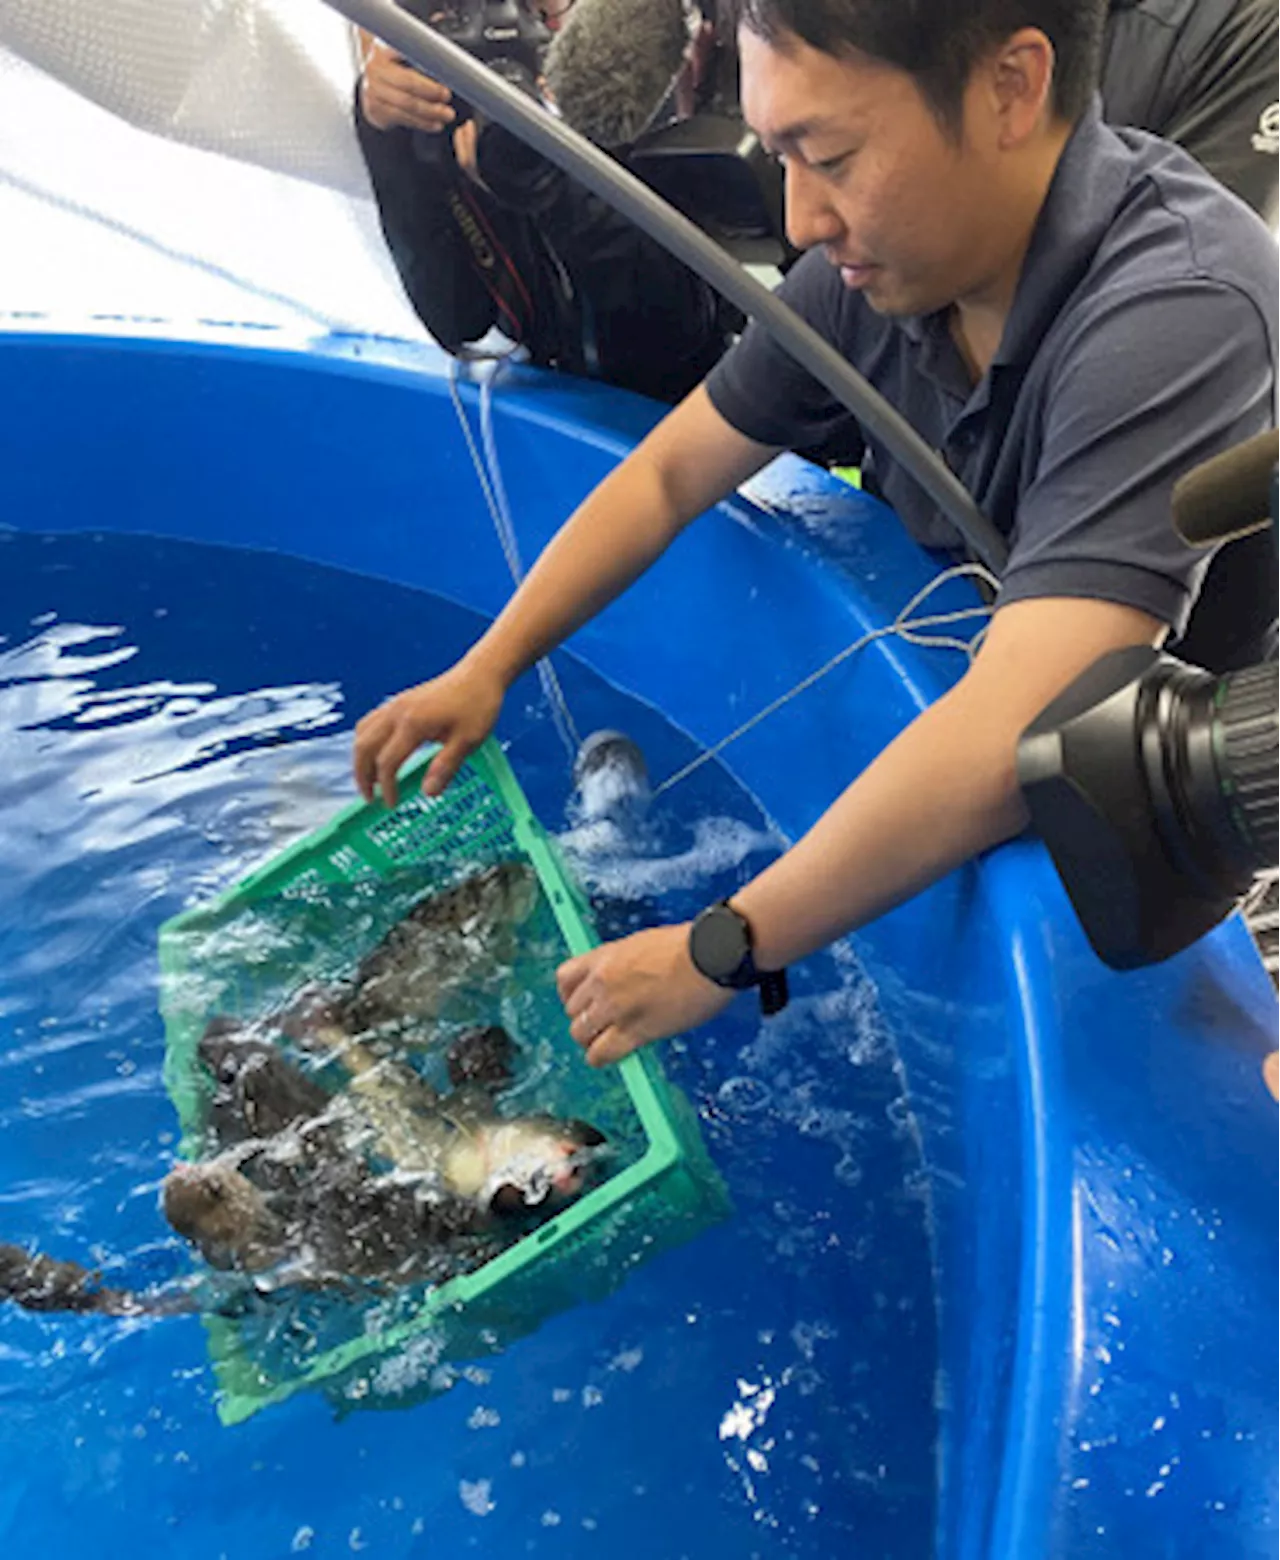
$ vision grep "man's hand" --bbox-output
[453,119,487,188]
[557,924,733,1067]
[352,661,504,807]
[359,39,456,134]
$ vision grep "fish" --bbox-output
[154,1020,607,1283]
[194,1020,608,1227]
[0,1244,148,1317]
[0,1024,608,1318]
[0,865,606,1317]
[300,861,542,1040]
[199,1016,331,1148]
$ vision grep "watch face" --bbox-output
[691,904,750,982]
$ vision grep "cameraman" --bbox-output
[353,3,737,404]
[1103,0,1278,225]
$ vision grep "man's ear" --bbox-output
[988,27,1057,148]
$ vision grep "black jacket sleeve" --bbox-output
[476,122,736,403]
[354,101,501,351]
[1102,0,1278,224]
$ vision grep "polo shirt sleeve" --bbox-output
[998,278,1276,633]
[704,249,853,448]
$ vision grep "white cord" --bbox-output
[651,563,999,797]
[447,356,582,758]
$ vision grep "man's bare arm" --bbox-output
[559,595,1168,1065]
[466,386,778,685]
[734,596,1166,968]
[354,387,777,802]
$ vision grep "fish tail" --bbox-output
[0,1242,154,1317]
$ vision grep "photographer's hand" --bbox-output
[358,35,456,134]
[453,120,489,190]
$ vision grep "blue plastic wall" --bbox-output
[0,323,1275,1558]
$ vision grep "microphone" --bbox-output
[543,0,691,149]
[1172,429,1279,548]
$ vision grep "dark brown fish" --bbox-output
[289,861,540,1041]
[0,1245,145,1317]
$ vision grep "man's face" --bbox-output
[739,27,1005,317]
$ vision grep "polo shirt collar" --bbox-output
[991,98,1131,369]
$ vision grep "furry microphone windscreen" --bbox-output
[544,0,692,148]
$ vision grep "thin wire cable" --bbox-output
[447,356,582,758]
[651,563,1000,797]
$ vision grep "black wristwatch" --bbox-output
[688,900,789,1017]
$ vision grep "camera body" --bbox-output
[396,0,549,123]
[623,115,789,265]
[1017,433,1279,970]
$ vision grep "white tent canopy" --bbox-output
[0,0,423,332]
[1,0,367,191]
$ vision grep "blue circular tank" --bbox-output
[0,322,1274,1558]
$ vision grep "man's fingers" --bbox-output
[366,44,446,88]
[353,708,393,801]
[369,51,452,101]
[374,722,427,810]
[369,59,453,109]
[394,70,453,107]
[422,737,469,799]
[556,955,592,1006]
[363,83,455,133]
[585,1026,635,1069]
[382,86,456,127]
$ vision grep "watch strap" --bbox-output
[758,968,789,1017]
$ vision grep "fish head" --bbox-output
[480,1116,609,1220]
[462,861,539,934]
[161,1159,278,1267]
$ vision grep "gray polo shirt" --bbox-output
[706,101,1278,659]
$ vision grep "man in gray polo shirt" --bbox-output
[353,0,1278,1065]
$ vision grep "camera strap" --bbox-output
[446,179,537,342]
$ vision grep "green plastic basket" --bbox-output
[158,738,729,1425]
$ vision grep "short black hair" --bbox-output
[735,0,1107,134]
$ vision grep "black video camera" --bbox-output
[396,0,550,123]
[624,114,790,266]
[1017,431,1279,969]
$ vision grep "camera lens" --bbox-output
[1141,659,1279,896]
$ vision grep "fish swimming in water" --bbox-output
[0,1025,608,1316]
[0,1245,150,1317]
[0,863,602,1317]
[297,861,541,1041]
[193,1020,607,1223]
[0,1151,484,1316]
[169,1022,607,1285]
